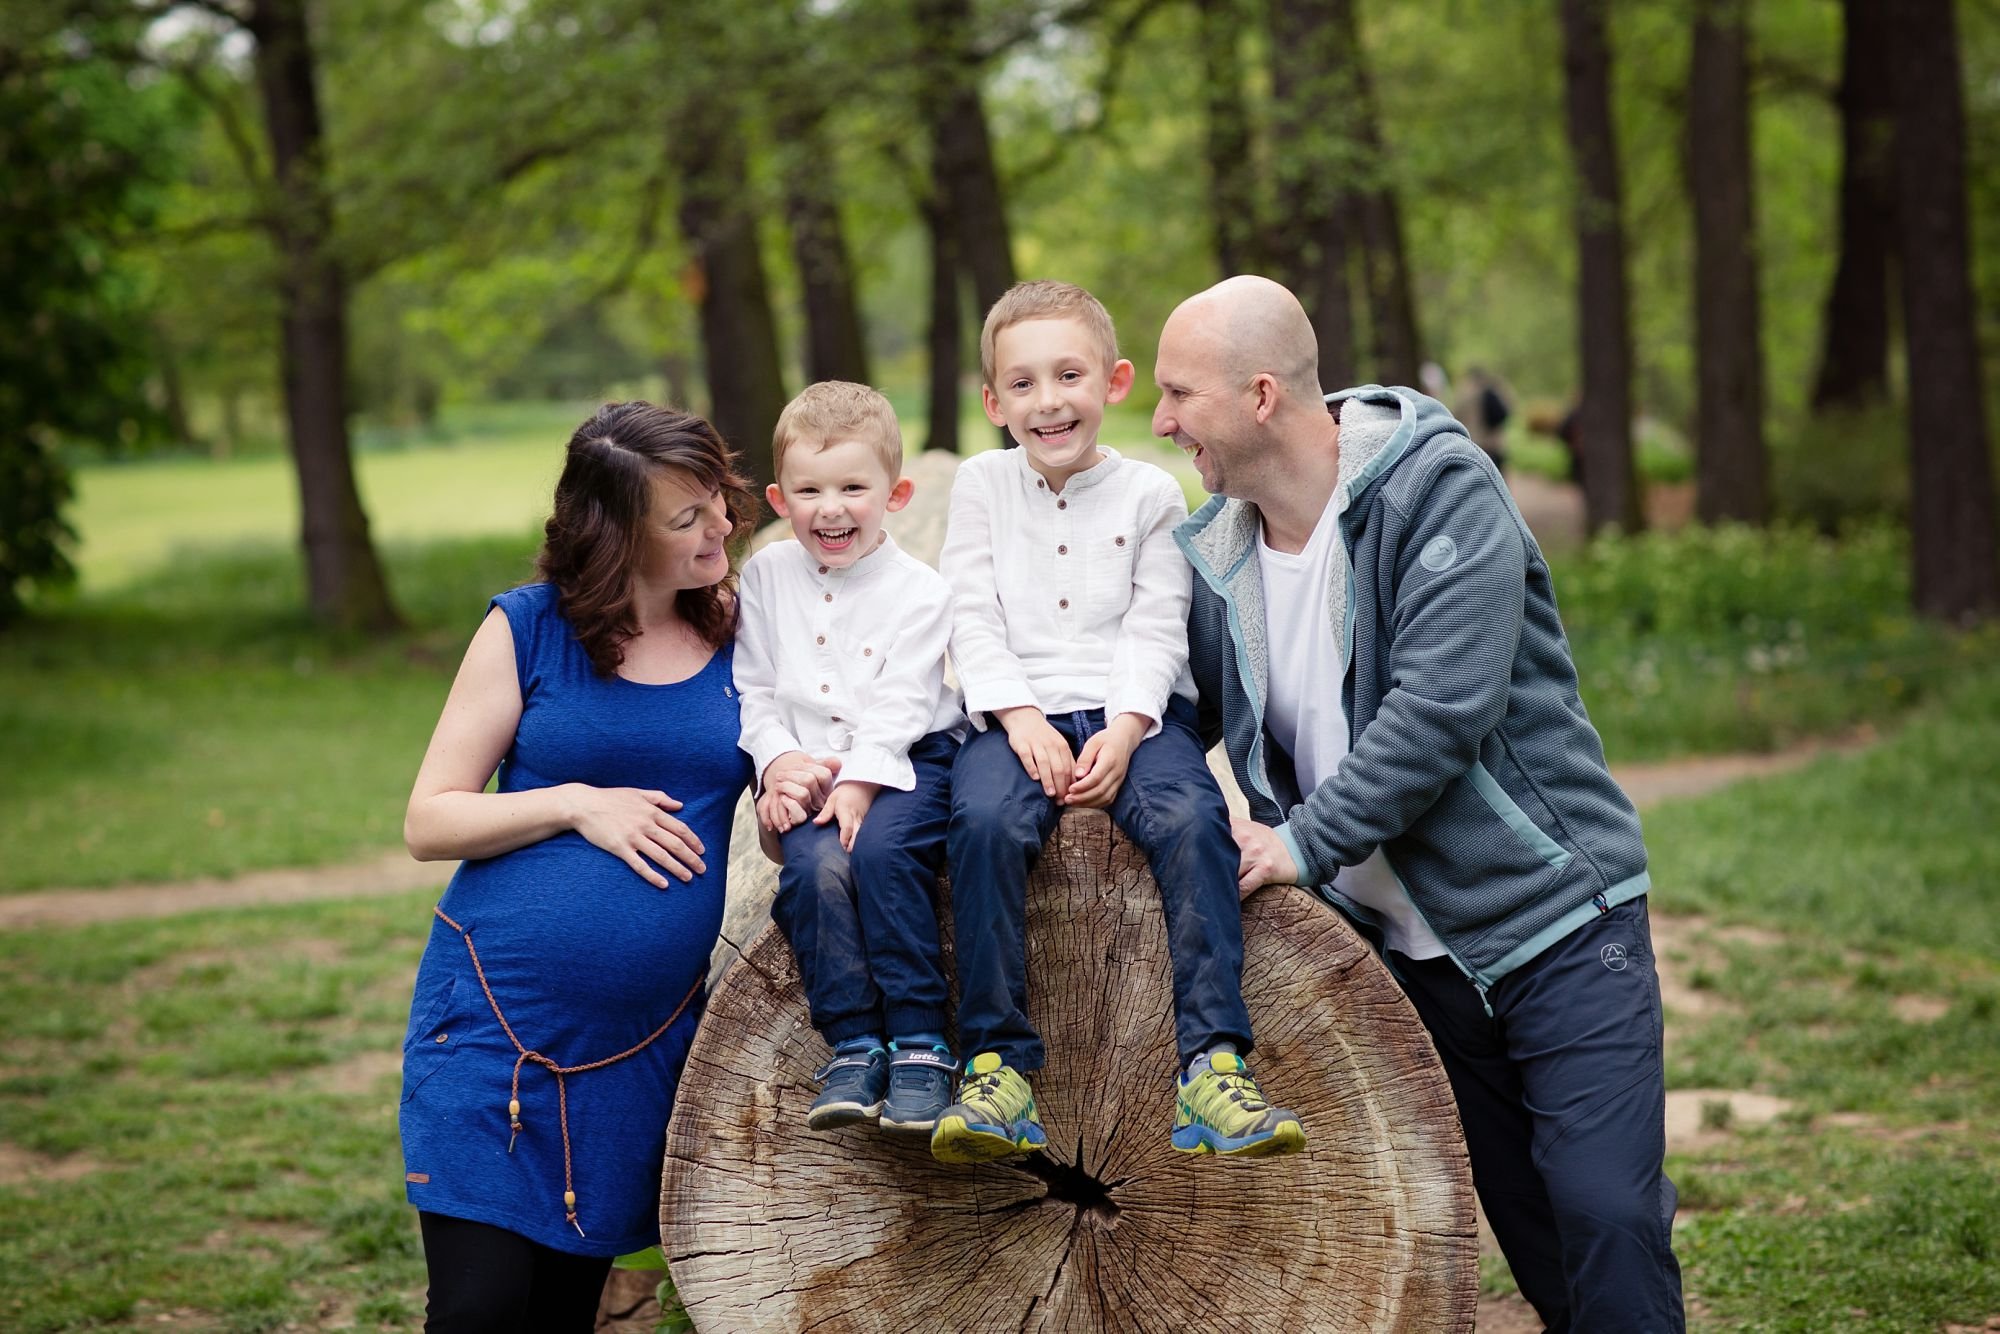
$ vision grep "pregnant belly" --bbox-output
[436,834,723,1035]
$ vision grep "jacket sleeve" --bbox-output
[940,463,1039,718]
[839,570,953,792]
[1275,459,1526,884]
[732,552,803,792]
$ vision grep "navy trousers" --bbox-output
[948,696,1253,1071]
[1392,897,1684,1334]
[770,730,957,1044]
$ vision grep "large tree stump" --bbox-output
[663,810,1477,1332]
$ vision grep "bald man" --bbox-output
[1158,276,1683,1332]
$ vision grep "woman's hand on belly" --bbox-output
[561,784,708,887]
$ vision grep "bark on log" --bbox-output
[663,810,1477,1331]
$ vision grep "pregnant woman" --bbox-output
[398,403,758,1332]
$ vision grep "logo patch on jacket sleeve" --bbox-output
[1419,535,1459,572]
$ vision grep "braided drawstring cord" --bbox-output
[434,905,701,1238]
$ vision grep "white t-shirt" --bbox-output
[1257,499,1447,960]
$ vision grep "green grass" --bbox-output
[1629,664,2000,1330]
[71,422,567,594]
[0,534,535,893]
[70,399,1197,595]
[0,892,436,1332]
[1647,666,2000,961]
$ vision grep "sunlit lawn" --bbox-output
[70,398,1192,593]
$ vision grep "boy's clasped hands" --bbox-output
[755,750,878,850]
[994,706,1149,806]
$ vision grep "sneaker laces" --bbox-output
[956,1066,1008,1114]
[1205,1067,1271,1112]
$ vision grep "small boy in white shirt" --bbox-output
[735,381,966,1136]
[931,281,1305,1164]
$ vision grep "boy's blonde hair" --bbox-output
[979,280,1120,388]
[771,380,904,482]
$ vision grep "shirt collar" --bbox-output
[1008,443,1122,495]
[799,529,901,580]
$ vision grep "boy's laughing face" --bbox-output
[766,438,912,569]
[982,316,1136,491]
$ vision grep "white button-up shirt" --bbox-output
[941,446,1194,736]
[734,533,966,792]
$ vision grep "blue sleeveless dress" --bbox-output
[398,583,750,1257]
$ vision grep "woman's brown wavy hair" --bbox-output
[533,402,756,676]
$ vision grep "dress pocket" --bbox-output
[400,976,467,1105]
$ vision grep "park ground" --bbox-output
[3,408,1998,1331]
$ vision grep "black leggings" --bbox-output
[419,1211,614,1334]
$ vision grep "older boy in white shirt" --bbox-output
[931,281,1305,1165]
[735,381,967,1136]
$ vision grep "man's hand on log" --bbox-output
[1231,817,1300,897]
[996,707,1077,800]
[1065,712,1149,808]
[813,781,879,852]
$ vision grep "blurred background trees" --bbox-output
[4,0,1996,628]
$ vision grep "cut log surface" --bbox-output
[664,810,1477,1332]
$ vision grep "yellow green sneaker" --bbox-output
[1172,1051,1306,1158]
[929,1052,1047,1164]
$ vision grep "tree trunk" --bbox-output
[919,0,1016,318]
[1267,0,1359,390]
[1810,0,1895,415]
[1355,189,1422,390]
[1688,0,1767,525]
[923,198,962,456]
[1198,0,1262,277]
[153,325,198,450]
[917,0,1012,449]
[780,107,871,387]
[1887,0,1999,622]
[1311,0,1420,391]
[1559,0,1644,534]
[665,810,1477,1331]
[246,0,402,633]
[669,107,788,495]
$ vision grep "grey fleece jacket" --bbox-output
[1176,385,1650,991]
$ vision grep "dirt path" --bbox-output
[0,732,1867,931]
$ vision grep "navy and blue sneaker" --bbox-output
[879,1042,958,1134]
[807,1045,888,1131]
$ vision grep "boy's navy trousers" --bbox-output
[948,696,1253,1071]
[770,730,958,1044]
[1392,896,1685,1334]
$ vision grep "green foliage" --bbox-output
[1549,523,2000,758]
[0,18,179,621]
[1770,401,1910,532]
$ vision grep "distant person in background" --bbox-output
[1555,400,1587,492]
[399,403,763,1333]
[1456,366,1513,472]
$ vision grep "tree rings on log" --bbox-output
[662,809,1477,1331]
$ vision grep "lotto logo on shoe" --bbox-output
[1600,943,1629,972]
